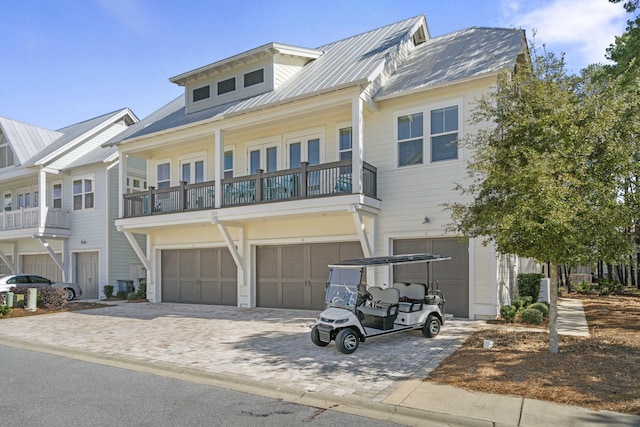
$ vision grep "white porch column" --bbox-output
[38,169,47,229]
[214,129,224,208]
[352,95,364,194]
[119,151,126,218]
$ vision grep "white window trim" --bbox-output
[72,174,96,211]
[336,122,353,161]
[3,191,12,211]
[243,67,266,89]
[223,145,235,179]
[155,158,171,188]
[394,98,464,169]
[51,181,63,209]
[246,137,281,174]
[178,151,207,184]
[284,127,325,168]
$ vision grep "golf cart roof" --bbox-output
[329,253,451,268]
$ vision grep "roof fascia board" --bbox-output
[35,109,135,166]
[375,69,507,101]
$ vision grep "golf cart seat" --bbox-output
[359,287,400,329]
[394,282,426,313]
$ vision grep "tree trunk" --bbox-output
[630,255,636,288]
[548,262,559,354]
[607,263,613,282]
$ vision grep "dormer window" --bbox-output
[217,77,236,95]
[192,85,210,102]
[244,68,264,88]
[0,140,15,168]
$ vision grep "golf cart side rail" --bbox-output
[329,253,451,268]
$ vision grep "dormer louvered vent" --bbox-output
[217,77,236,95]
[192,85,210,102]
[412,26,427,46]
[244,69,265,87]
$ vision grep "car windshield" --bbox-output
[325,267,362,309]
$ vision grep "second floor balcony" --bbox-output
[123,160,377,218]
[0,207,71,232]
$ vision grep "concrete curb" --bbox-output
[1,335,499,427]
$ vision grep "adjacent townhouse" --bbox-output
[0,109,146,298]
[107,15,532,319]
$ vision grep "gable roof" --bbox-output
[375,27,526,99]
[0,117,62,164]
[106,15,427,145]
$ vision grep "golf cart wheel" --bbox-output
[335,328,359,354]
[310,325,329,347]
[422,315,441,338]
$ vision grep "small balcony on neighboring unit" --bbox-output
[123,160,377,218]
[0,207,71,231]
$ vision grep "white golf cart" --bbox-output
[310,253,451,354]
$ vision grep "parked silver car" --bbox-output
[0,274,82,301]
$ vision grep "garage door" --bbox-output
[256,242,363,310]
[22,254,63,282]
[161,248,237,305]
[393,238,469,317]
[76,252,99,299]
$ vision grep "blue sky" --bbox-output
[1,0,629,130]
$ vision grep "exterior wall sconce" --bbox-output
[80,239,87,244]
[422,216,430,224]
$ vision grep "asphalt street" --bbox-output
[0,344,402,427]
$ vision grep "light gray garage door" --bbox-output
[22,254,63,282]
[161,248,237,305]
[393,238,469,318]
[76,252,99,299]
[256,242,363,310]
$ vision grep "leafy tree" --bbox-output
[446,44,632,353]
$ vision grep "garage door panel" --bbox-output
[394,238,469,318]
[22,254,63,282]
[257,281,280,307]
[282,283,305,308]
[281,245,305,278]
[162,248,237,305]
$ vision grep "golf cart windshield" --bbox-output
[325,267,362,309]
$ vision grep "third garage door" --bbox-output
[256,242,363,310]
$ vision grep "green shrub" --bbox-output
[512,299,524,311]
[597,280,623,296]
[520,308,544,325]
[500,304,517,323]
[574,280,594,294]
[136,279,146,299]
[0,305,10,318]
[127,292,138,301]
[116,291,127,299]
[517,273,543,300]
[39,288,68,310]
[104,285,114,298]
[518,296,533,309]
[528,302,549,318]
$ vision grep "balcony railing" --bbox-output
[0,207,71,231]
[123,160,377,218]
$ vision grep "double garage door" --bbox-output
[256,242,363,310]
[161,248,237,305]
[393,238,469,318]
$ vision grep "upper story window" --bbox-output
[73,178,94,210]
[224,151,234,179]
[217,77,236,95]
[157,163,170,189]
[397,113,423,167]
[244,69,264,88]
[192,85,210,102]
[338,127,352,161]
[126,177,146,193]
[430,106,459,162]
[181,159,204,184]
[52,183,62,208]
[396,102,461,168]
[0,138,15,169]
[4,192,11,211]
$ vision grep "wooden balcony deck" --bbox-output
[123,160,377,218]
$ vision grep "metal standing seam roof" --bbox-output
[0,117,62,164]
[105,15,427,145]
[375,27,526,99]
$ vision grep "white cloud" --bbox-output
[500,0,628,70]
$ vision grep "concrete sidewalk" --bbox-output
[0,298,638,426]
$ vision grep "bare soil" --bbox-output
[427,292,640,415]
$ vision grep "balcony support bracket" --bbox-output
[123,231,151,273]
